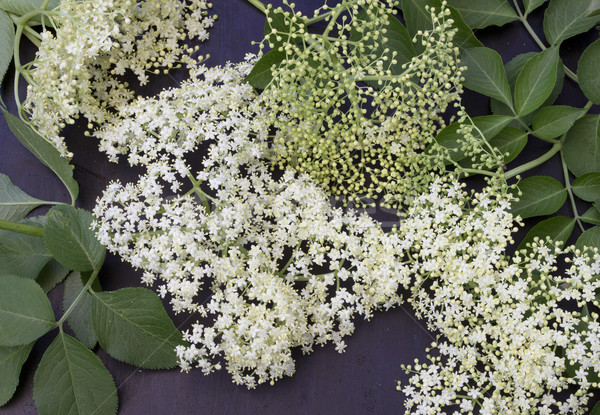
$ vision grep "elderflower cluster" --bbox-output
[93,60,411,388]
[22,0,215,156]
[394,180,600,414]
[257,0,467,208]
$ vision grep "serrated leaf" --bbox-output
[581,206,600,225]
[514,48,560,117]
[0,228,51,278]
[2,110,78,204]
[532,106,585,140]
[33,332,117,415]
[517,216,576,251]
[63,272,98,349]
[433,115,514,162]
[244,49,286,89]
[563,114,600,177]
[36,259,69,293]
[461,47,513,109]
[350,7,415,79]
[578,38,600,104]
[0,0,59,16]
[576,226,600,252]
[488,126,528,163]
[445,0,518,28]
[0,10,14,84]
[91,288,185,369]
[543,0,600,46]
[510,176,567,219]
[0,275,55,346]
[0,342,33,406]
[44,206,105,272]
[572,173,600,202]
[0,174,48,222]
[401,0,482,52]
[523,0,548,14]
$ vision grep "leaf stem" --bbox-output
[561,151,585,233]
[57,252,106,326]
[505,141,562,179]
[0,218,44,237]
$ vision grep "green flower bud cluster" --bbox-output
[257,0,464,208]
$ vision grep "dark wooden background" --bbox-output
[0,1,598,414]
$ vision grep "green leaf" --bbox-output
[578,39,600,104]
[488,126,528,163]
[2,110,78,204]
[33,332,117,415]
[44,206,105,272]
[0,0,59,16]
[543,0,600,46]
[63,272,98,349]
[523,0,548,14]
[563,114,600,177]
[532,106,585,140]
[433,115,514,162]
[460,47,513,109]
[401,0,482,52]
[0,174,48,221]
[591,400,600,415]
[517,216,576,251]
[36,259,69,293]
[0,10,14,84]
[514,48,560,117]
[91,288,185,369]
[571,173,600,202]
[576,226,600,252]
[445,0,518,28]
[0,228,51,278]
[491,52,564,128]
[0,274,55,346]
[0,342,34,406]
[510,176,567,219]
[581,206,600,225]
[350,7,416,79]
[244,49,286,89]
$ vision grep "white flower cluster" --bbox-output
[93,60,411,387]
[396,180,600,414]
[21,0,215,156]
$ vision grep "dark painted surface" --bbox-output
[0,1,598,414]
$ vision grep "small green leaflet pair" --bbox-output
[0,109,186,414]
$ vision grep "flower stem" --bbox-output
[247,0,267,14]
[0,219,44,237]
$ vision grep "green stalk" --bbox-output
[0,219,44,237]
[504,141,562,179]
[57,252,105,327]
[247,0,267,14]
[561,152,585,233]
